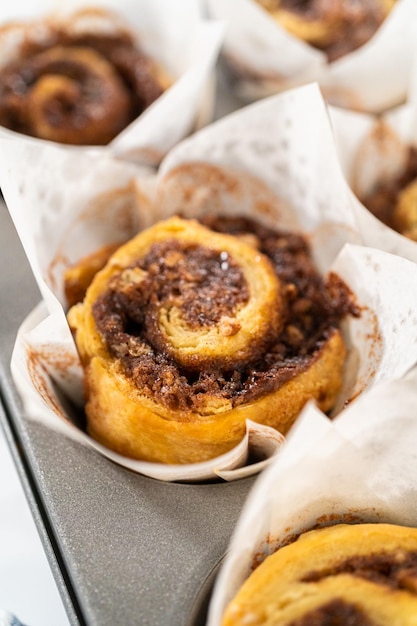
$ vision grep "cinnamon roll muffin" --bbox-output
[67,215,358,464]
[222,523,417,625]
[256,0,396,61]
[0,8,169,145]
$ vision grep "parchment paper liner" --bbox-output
[0,0,224,166]
[2,83,417,482]
[207,0,417,114]
[328,75,417,264]
[11,302,284,482]
[207,365,417,624]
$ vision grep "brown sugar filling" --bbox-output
[302,550,417,592]
[92,217,359,412]
[0,30,164,143]
[285,550,417,625]
[288,599,375,626]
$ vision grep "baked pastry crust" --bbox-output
[68,216,349,464]
[222,523,417,625]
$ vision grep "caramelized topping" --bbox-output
[92,217,358,412]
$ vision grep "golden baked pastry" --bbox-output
[394,180,417,241]
[0,8,169,145]
[68,215,356,464]
[361,147,417,242]
[64,242,122,309]
[222,523,417,625]
[256,0,396,61]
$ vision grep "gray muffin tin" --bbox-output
[0,199,257,626]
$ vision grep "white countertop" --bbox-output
[0,427,70,626]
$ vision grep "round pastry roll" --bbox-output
[0,8,169,145]
[221,523,417,625]
[256,0,396,61]
[68,215,355,464]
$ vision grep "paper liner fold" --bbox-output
[2,84,417,481]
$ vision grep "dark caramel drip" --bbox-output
[92,218,357,412]
[302,550,417,593]
[287,599,375,626]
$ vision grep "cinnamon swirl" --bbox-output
[0,9,168,145]
[221,523,417,625]
[67,215,357,464]
[256,0,395,62]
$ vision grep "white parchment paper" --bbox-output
[2,84,417,481]
[328,54,417,264]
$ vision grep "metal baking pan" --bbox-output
[0,200,257,626]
